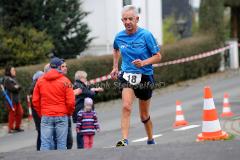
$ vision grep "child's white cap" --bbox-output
[84,97,93,106]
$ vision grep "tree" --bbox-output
[0,0,92,58]
[163,16,178,45]
[0,26,54,67]
[224,0,240,40]
[199,0,225,42]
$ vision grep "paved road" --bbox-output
[0,69,240,160]
[1,141,240,160]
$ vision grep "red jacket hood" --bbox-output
[32,68,75,117]
[43,69,63,81]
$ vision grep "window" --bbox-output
[123,0,132,6]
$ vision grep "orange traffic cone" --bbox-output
[221,93,234,117]
[173,100,188,128]
[197,86,228,141]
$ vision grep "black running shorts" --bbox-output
[118,72,155,100]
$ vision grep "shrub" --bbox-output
[0,26,54,67]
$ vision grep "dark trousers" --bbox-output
[77,133,84,149]
[66,118,73,149]
[31,107,41,151]
[36,129,41,151]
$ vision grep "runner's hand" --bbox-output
[110,68,119,80]
[132,59,145,68]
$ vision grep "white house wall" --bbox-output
[146,0,163,45]
[132,0,146,28]
[81,0,162,56]
[132,0,163,45]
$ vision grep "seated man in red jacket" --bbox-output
[32,57,75,150]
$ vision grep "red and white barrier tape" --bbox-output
[87,45,231,85]
[88,74,112,85]
[153,45,230,67]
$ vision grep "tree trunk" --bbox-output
[231,7,240,40]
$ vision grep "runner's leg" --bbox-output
[139,99,153,141]
[121,88,135,139]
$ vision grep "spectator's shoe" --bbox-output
[14,128,24,132]
[147,139,156,145]
[116,139,128,147]
[8,129,17,134]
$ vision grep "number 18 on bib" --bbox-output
[123,73,142,85]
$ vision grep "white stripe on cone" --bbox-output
[176,105,182,111]
[223,107,231,112]
[223,98,229,103]
[203,98,216,110]
[202,120,221,132]
[176,115,185,121]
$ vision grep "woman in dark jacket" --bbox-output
[73,71,103,149]
[4,65,24,133]
[29,70,44,150]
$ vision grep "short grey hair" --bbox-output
[44,63,50,73]
[121,5,138,16]
[75,71,87,80]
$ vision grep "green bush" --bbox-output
[0,35,223,123]
[0,26,54,67]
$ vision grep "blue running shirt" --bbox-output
[113,27,160,75]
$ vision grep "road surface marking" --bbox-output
[131,134,162,143]
[173,125,200,131]
[103,145,115,149]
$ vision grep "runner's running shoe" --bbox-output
[147,139,156,145]
[116,139,128,147]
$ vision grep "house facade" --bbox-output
[81,0,163,56]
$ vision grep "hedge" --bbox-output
[0,35,222,123]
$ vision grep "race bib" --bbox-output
[123,73,142,85]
